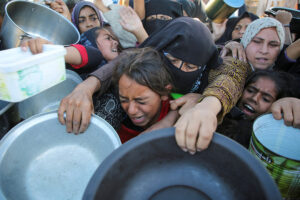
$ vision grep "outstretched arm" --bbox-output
[119,6,148,44]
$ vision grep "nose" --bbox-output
[259,42,268,54]
[240,26,246,36]
[251,92,261,104]
[86,19,94,28]
[112,40,118,47]
[127,101,138,115]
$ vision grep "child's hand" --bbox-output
[20,37,52,54]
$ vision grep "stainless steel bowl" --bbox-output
[0,0,80,49]
[18,69,82,120]
[0,111,121,200]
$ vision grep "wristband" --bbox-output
[283,24,290,27]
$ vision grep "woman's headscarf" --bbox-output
[216,11,259,45]
[241,17,285,50]
[71,1,103,31]
[140,17,222,93]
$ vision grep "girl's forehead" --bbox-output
[80,6,96,15]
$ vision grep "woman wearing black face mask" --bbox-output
[58,17,251,154]
[143,0,183,35]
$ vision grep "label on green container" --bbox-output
[249,134,300,199]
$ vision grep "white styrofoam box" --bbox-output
[0,45,67,102]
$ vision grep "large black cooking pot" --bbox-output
[83,128,281,200]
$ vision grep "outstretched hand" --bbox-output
[119,6,148,43]
[270,97,300,129]
[220,41,247,62]
[174,96,221,154]
[20,37,52,54]
[58,76,100,134]
[45,0,71,21]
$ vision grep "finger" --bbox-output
[65,103,74,133]
[58,99,67,125]
[170,96,188,110]
[237,47,244,61]
[174,117,188,152]
[196,121,215,151]
[36,38,44,53]
[271,103,283,120]
[241,50,247,62]
[282,104,293,126]
[20,40,29,51]
[79,109,91,133]
[185,118,200,154]
[220,49,227,58]
[28,40,38,54]
[232,47,237,59]
[292,104,300,128]
[72,107,82,134]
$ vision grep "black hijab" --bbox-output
[215,11,259,45]
[140,17,222,93]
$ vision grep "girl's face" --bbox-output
[238,77,277,120]
[119,74,167,128]
[78,6,100,34]
[231,17,252,40]
[164,53,199,72]
[96,29,119,61]
[245,27,281,70]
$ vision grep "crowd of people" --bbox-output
[1,0,299,153]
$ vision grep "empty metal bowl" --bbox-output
[0,0,80,49]
[83,128,281,200]
[18,69,82,120]
[0,111,121,200]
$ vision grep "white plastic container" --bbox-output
[0,45,66,102]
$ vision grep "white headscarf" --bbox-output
[241,17,285,50]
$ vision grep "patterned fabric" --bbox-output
[198,57,252,123]
[93,87,126,130]
[241,17,285,50]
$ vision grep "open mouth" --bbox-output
[130,116,145,125]
[112,48,117,52]
[243,103,255,114]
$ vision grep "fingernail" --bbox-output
[197,148,202,152]
[182,148,188,152]
[189,151,196,155]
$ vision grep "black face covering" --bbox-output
[144,0,183,35]
[144,19,169,35]
[164,56,205,94]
